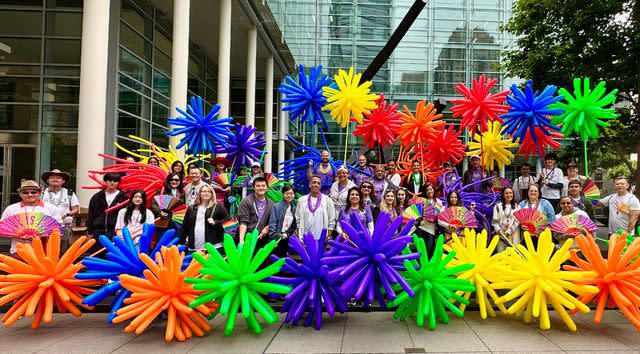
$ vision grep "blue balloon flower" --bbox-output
[501,80,564,144]
[166,96,234,155]
[323,212,419,307]
[279,65,333,130]
[268,231,347,330]
[223,123,266,173]
[77,224,189,323]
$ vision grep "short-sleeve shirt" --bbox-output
[41,188,79,222]
[600,193,640,234]
[1,201,62,254]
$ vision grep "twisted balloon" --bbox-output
[280,65,333,130]
[322,67,379,128]
[223,123,266,173]
[451,74,510,136]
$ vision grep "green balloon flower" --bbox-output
[551,78,618,141]
[186,230,291,336]
[388,234,476,330]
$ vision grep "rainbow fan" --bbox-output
[212,172,237,187]
[550,214,597,236]
[437,206,478,229]
[223,218,239,234]
[153,194,181,210]
[582,180,600,203]
[264,173,281,188]
[402,203,423,222]
[0,212,61,239]
[171,204,187,225]
[513,208,548,237]
[408,196,427,206]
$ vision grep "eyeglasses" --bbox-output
[20,190,39,195]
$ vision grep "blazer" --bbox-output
[86,190,129,236]
[402,173,426,197]
[268,202,297,241]
[179,203,228,249]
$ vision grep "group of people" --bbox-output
[2,150,639,260]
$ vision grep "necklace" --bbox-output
[318,164,331,174]
[308,193,322,213]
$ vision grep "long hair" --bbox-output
[500,187,517,209]
[163,172,185,195]
[447,190,461,207]
[424,183,437,203]
[395,187,409,210]
[360,181,377,203]
[124,189,148,225]
[379,189,396,213]
[170,161,185,180]
[194,184,216,209]
[346,186,365,211]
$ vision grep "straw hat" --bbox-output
[41,169,71,184]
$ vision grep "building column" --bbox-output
[217,0,232,118]
[264,56,274,172]
[278,81,288,173]
[170,0,190,154]
[245,27,257,127]
[76,0,111,208]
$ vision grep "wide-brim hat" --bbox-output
[41,169,71,184]
[17,179,42,192]
[210,157,231,166]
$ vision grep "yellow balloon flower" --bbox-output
[444,228,508,319]
[491,229,599,331]
[322,67,379,128]
[466,121,518,170]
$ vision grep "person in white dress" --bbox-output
[115,189,155,245]
[492,187,521,251]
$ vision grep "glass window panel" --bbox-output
[46,0,83,9]
[151,124,168,147]
[120,22,153,62]
[40,133,78,187]
[0,65,41,75]
[154,28,171,56]
[0,10,42,36]
[121,0,153,39]
[44,65,80,76]
[118,84,151,120]
[45,11,82,37]
[117,111,150,139]
[42,104,78,130]
[45,39,81,64]
[2,0,43,7]
[151,102,168,125]
[0,38,42,63]
[154,47,171,76]
[119,48,151,86]
[0,77,39,102]
[153,91,170,107]
[152,70,170,98]
[119,73,151,97]
[43,78,79,103]
[0,104,38,130]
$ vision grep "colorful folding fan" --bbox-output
[513,208,548,236]
[170,204,187,225]
[0,212,61,238]
[212,172,237,188]
[550,214,597,236]
[153,194,181,210]
[264,173,281,189]
[437,206,478,229]
[408,196,427,206]
[223,218,239,234]
[402,203,423,222]
[582,180,600,204]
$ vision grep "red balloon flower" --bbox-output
[517,126,562,159]
[424,124,466,167]
[451,75,510,136]
[353,94,402,149]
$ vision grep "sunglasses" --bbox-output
[361,186,372,189]
[170,179,181,182]
[20,190,39,195]
[560,202,573,205]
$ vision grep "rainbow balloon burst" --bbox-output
[322,67,379,128]
[424,124,466,167]
[223,123,266,173]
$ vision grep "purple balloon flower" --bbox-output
[323,212,419,307]
[440,170,497,233]
[268,231,347,330]
[223,123,266,173]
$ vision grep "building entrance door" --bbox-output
[0,144,37,212]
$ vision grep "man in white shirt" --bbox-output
[184,166,209,206]
[1,180,62,257]
[513,163,537,201]
[386,158,401,188]
[598,176,640,235]
[539,153,564,211]
[296,174,336,240]
[40,169,79,251]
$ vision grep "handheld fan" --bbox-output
[582,180,600,204]
[264,173,282,189]
[153,194,181,210]
[550,214,597,236]
[170,204,187,225]
[402,203,423,222]
[212,172,237,188]
[223,218,239,234]
[513,208,548,236]
[437,206,478,229]
[0,212,61,238]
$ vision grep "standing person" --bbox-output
[562,162,587,196]
[147,156,160,167]
[462,155,488,193]
[237,176,274,247]
[371,164,392,204]
[184,166,208,206]
[180,184,228,253]
[308,150,336,195]
[554,196,591,245]
[439,191,466,236]
[566,180,595,219]
[374,189,398,221]
[359,180,377,210]
[210,157,232,207]
[403,160,426,199]
[513,163,537,201]
[519,184,556,222]
[115,189,155,244]
[40,169,79,251]
[597,176,640,235]
[336,187,374,237]
[1,180,62,257]
[330,166,357,216]
[151,173,185,238]
[268,185,297,259]
[414,183,444,256]
[349,154,374,186]
[436,162,458,198]
[386,158,402,187]
[170,161,185,181]
[492,187,521,251]
[243,161,265,198]
[86,173,129,253]
[395,187,409,215]
[296,174,336,240]
[539,153,564,210]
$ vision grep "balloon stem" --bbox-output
[343,123,350,164]
[583,140,589,177]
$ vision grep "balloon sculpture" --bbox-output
[0,229,101,329]
[443,229,507,319]
[166,96,234,155]
[517,126,562,160]
[566,233,640,331]
[279,65,333,131]
[113,246,219,342]
[324,212,419,307]
[322,67,378,128]
[186,230,291,335]
[466,121,518,170]
[451,74,510,135]
[353,93,401,150]
[389,234,475,329]
[397,100,445,171]
[78,225,186,323]
[423,124,466,168]
[223,123,266,173]
[115,135,210,169]
[269,231,347,330]
[492,229,598,331]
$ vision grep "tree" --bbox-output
[502,0,640,196]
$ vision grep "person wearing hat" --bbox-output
[1,180,62,257]
[243,161,265,198]
[462,155,490,193]
[539,153,564,210]
[562,161,587,197]
[330,165,357,215]
[40,169,79,251]
[210,157,231,207]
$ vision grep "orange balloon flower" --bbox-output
[565,233,640,331]
[0,229,102,329]
[397,100,445,148]
[114,246,220,342]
